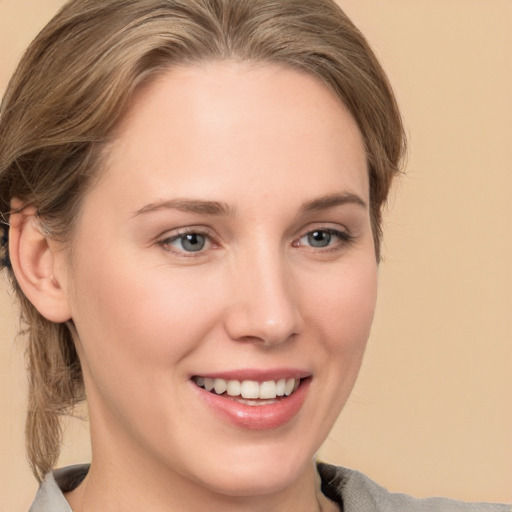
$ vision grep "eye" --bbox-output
[295,228,352,250]
[174,233,206,252]
[159,230,211,254]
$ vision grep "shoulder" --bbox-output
[317,463,511,512]
[29,464,89,512]
[28,462,511,512]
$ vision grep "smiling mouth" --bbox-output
[192,376,302,405]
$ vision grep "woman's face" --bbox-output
[62,62,377,497]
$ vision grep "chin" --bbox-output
[183,443,314,498]
[199,466,305,498]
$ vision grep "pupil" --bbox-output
[182,234,205,252]
[309,230,331,247]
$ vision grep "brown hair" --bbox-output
[0,0,406,481]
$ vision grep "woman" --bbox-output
[0,1,509,511]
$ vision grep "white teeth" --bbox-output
[239,398,278,406]
[194,376,302,400]
[214,378,227,394]
[204,377,214,392]
[226,380,241,397]
[276,378,286,396]
[241,380,260,399]
[284,378,295,396]
[259,380,277,399]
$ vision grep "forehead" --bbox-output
[95,61,368,212]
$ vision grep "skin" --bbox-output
[14,62,377,511]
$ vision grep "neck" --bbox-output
[66,459,335,512]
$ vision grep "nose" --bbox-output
[223,248,304,346]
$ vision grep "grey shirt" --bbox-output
[29,463,511,512]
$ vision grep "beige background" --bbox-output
[1,0,511,510]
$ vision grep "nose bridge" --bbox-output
[225,238,303,345]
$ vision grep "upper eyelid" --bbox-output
[157,226,216,241]
[296,228,353,244]
[299,227,350,238]
[295,223,351,239]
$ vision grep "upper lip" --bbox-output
[191,368,311,382]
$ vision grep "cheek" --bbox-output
[306,258,378,343]
[306,256,377,409]
[295,258,377,445]
[66,261,224,448]
[67,256,217,386]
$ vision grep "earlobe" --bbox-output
[8,204,72,323]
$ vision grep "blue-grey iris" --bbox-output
[308,230,331,248]
[181,233,206,252]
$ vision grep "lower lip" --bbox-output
[191,378,311,430]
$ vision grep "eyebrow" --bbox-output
[132,192,366,218]
[298,192,367,214]
[132,199,236,217]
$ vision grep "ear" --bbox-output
[8,203,72,323]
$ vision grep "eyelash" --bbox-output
[293,228,354,252]
[157,228,216,256]
[157,227,354,256]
